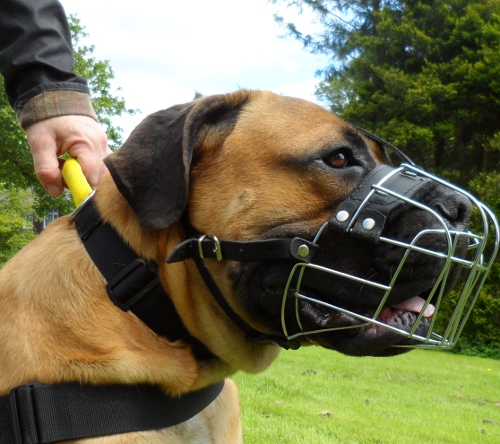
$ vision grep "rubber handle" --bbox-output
[62,158,92,206]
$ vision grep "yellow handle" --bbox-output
[62,158,92,207]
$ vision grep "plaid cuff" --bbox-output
[16,90,98,130]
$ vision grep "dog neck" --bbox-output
[92,173,282,377]
[94,174,173,262]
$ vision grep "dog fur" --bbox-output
[0,90,469,443]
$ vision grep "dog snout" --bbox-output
[431,188,472,230]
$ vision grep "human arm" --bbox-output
[0,0,110,196]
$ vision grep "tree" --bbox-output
[0,185,36,265]
[0,15,135,218]
[71,15,136,150]
[273,0,500,182]
[273,0,500,356]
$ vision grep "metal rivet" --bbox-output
[362,218,376,230]
[297,244,310,258]
[336,210,350,222]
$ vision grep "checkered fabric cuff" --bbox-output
[17,90,98,130]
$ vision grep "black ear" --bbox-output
[104,91,249,230]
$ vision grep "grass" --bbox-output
[232,348,500,443]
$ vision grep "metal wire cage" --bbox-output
[281,164,499,349]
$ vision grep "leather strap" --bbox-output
[166,221,317,350]
[348,123,416,165]
[191,253,301,350]
[329,165,429,242]
[168,236,318,264]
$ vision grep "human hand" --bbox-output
[26,115,111,197]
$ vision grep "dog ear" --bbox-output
[104,91,250,230]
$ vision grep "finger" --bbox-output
[69,142,109,187]
[65,121,111,187]
[30,138,64,197]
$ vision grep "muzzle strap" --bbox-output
[168,236,318,264]
[329,164,430,242]
[168,223,314,350]
[191,253,301,350]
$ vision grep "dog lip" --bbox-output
[299,300,363,330]
[298,295,435,333]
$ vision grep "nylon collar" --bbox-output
[73,197,218,361]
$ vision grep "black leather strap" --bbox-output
[167,236,318,264]
[192,254,301,350]
[329,165,429,242]
[166,222,317,351]
[0,381,224,444]
[348,123,416,165]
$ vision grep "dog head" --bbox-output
[104,90,496,361]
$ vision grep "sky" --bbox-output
[59,0,329,140]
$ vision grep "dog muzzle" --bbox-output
[169,160,498,351]
[280,162,499,349]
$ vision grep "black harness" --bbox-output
[0,198,224,444]
[74,198,218,361]
[0,381,223,444]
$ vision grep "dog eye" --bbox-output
[326,150,350,168]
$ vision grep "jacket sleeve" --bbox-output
[0,0,97,128]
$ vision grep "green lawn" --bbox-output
[233,348,500,443]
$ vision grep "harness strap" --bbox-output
[74,198,216,361]
[0,381,224,444]
[0,197,227,443]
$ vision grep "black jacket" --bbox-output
[0,0,89,111]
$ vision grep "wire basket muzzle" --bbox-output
[281,164,499,349]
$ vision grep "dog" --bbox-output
[0,90,483,443]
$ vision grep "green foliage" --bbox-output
[0,15,135,220]
[0,90,34,188]
[0,77,63,217]
[274,0,500,183]
[274,0,500,356]
[70,15,137,150]
[0,185,36,266]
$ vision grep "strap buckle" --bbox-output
[198,235,223,261]
[8,382,41,444]
[107,259,159,311]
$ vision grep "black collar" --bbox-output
[73,196,218,361]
